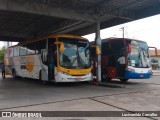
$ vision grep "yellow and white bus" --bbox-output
[4,34,92,83]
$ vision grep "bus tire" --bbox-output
[120,78,129,83]
[101,70,110,82]
[39,70,42,81]
[12,69,17,79]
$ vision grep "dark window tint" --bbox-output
[26,43,35,55]
[35,40,46,54]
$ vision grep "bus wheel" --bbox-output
[12,69,17,79]
[39,71,42,81]
[120,78,129,83]
[101,70,110,82]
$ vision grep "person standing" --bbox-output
[117,53,126,78]
[1,63,5,79]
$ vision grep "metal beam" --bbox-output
[0,12,22,31]
[0,36,25,42]
[0,29,34,39]
[0,0,97,22]
[97,0,136,20]
[107,8,135,20]
[98,0,159,20]
[36,19,84,36]
[70,18,130,36]
[98,0,135,10]
[136,3,160,19]
[40,0,96,14]
[12,16,44,36]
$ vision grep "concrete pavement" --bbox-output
[152,70,160,76]
[0,74,160,120]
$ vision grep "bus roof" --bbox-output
[90,37,147,45]
[102,38,147,43]
[8,34,88,48]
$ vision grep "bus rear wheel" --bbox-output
[101,70,111,83]
[120,78,129,83]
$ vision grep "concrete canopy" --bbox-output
[0,0,160,42]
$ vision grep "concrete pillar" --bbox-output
[95,22,101,83]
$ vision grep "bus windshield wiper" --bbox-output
[71,50,87,68]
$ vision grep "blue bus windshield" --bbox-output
[128,41,150,68]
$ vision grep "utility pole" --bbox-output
[122,27,125,38]
[120,26,127,38]
[7,42,9,47]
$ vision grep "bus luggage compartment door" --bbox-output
[107,67,116,78]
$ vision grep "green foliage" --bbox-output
[0,47,5,62]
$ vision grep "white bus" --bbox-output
[4,34,92,83]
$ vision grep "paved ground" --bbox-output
[0,71,160,120]
[152,70,160,76]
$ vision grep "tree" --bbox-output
[0,47,5,62]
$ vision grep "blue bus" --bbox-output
[91,38,152,82]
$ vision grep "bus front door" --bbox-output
[48,39,56,80]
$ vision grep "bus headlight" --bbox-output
[148,69,152,73]
[61,71,70,76]
[86,72,91,75]
[126,68,135,72]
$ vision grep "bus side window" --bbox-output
[13,47,19,57]
[20,46,27,56]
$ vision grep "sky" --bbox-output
[83,14,160,49]
[0,14,160,49]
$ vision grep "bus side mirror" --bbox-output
[55,42,64,52]
[128,44,131,53]
[90,45,101,55]
[96,46,101,55]
[60,42,64,52]
[41,49,48,64]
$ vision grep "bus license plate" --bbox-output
[140,75,144,77]
[75,78,81,80]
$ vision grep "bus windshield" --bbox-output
[59,37,91,69]
[128,41,150,68]
[128,41,140,67]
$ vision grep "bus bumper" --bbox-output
[124,70,152,79]
[55,72,93,82]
